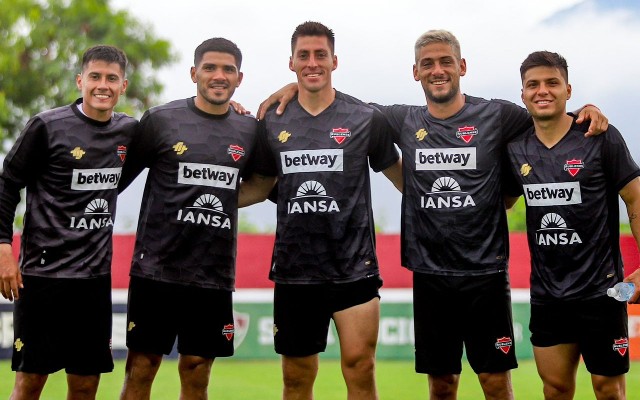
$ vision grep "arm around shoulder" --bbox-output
[239,174,277,208]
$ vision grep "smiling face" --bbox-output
[191,51,243,114]
[76,60,128,121]
[289,35,337,95]
[413,42,466,105]
[521,65,571,121]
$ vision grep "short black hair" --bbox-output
[520,51,569,83]
[82,45,128,75]
[194,38,243,69]
[291,21,335,55]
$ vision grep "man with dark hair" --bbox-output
[240,21,402,400]
[504,50,640,400]
[0,44,135,399]
[118,37,259,399]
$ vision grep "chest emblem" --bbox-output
[520,164,532,177]
[117,145,127,162]
[564,159,584,177]
[71,147,86,160]
[330,128,351,144]
[173,142,188,155]
[415,128,428,141]
[278,130,292,143]
[456,126,478,144]
[228,144,245,162]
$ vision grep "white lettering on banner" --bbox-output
[71,168,121,190]
[416,148,476,170]
[112,313,127,350]
[524,182,582,206]
[378,317,414,345]
[281,149,343,174]
[178,163,238,189]
[1,312,13,348]
[258,317,274,345]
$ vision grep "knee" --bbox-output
[478,372,513,398]
[178,356,213,389]
[592,376,625,400]
[429,374,459,398]
[541,378,574,399]
[13,373,48,398]
[125,352,162,383]
[341,353,375,378]
[282,359,317,390]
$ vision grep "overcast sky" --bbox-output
[109,0,640,233]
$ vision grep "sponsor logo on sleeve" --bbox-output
[278,131,292,143]
[281,149,343,174]
[420,177,476,209]
[456,126,478,144]
[535,213,582,246]
[117,145,127,162]
[69,198,114,230]
[330,127,351,144]
[70,147,86,160]
[287,180,340,214]
[228,144,245,162]
[564,159,584,177]
[523,182,581,206]
[71,168,121,191]
[178,163,239,189]
[176,194,232,229]
[415,148,476,171]
[415,128,428,141]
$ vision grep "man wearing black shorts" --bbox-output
[0,45,135,399]
[504,51,640,400]
[117,38,258,399]
[240,21,402,399]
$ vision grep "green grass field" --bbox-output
[1,359,639,399]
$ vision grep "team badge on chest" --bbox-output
[330,127,351,144]
[228,144,245,162]
[456,126,478,144]
[117,145,127,162]
[564,159,584,177]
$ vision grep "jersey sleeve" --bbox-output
[368,109,400,172]
[0,117,49,243]
[118,110,157,192]
[251,118,279,177]
[495,99,532,144]
[601,125,640,192]
[370,103,408,145]
[502,146,524,198]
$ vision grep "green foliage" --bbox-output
[506,196,527,232]
[0,0,176,146]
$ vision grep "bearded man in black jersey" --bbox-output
[240,21,402,400]
[0,45,135,400]
[504,51,640,400]
[117,38,258,400]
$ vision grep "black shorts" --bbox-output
[413,272,518,375]
[530,296,629,376]
[126,276,234,359]
[12,274,113,375]
[273,276,382,357]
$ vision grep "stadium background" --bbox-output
[1,233,639,361]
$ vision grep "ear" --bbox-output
[459,58,467,77]
[190,66,197,83]
[121,79,128,94]
[76,73,83,91]
[332,55,338,71]
[521,88,525,104]
[566,83,572,100]
[413,64,419,81]
[289,56,294,72]
[237,71,244,87]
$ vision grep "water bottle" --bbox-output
[607,282,635,302]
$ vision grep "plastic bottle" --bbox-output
[607,282,636,302]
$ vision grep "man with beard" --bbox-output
[118,38,258,399]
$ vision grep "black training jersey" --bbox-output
[505,121,640,304]
[120,98,258,290]
[380,96,531,276]
[0,99,136,278]
[254,91,399,284]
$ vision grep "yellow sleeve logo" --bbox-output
[278,131,292,143]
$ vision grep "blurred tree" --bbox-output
[0,0,176,149]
